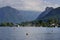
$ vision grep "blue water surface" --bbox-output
[0,27,60,40]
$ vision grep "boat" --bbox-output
[55,26,58,28]
[18,25,20,27]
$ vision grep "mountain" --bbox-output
[0,6,21,23]
[37,7,54,20]
[0,6,41,23]
[19,10,41,22]
[37,7,60,21]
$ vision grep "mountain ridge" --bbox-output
[37,7,54,20]
[37,7,60,21]
[0,6,41,23]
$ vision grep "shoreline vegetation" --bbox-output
[0,19,60,27]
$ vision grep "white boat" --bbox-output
[18,25,20,27]
[55,26,58,28]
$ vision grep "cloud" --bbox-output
[43,0,60,5]
[0,0,60,11]
[44,1,60,7]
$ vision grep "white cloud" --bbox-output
[44,1,60,8]
[0,0,60,11]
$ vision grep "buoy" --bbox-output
[26,33,28,35]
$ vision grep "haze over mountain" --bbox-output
[37,7,54,19]
[0,6,41,23]
[37,7,60,21]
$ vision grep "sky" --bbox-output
[0,0,60,11]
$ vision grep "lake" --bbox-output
[0,27,60,40]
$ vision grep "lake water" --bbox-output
[0,27,60,40]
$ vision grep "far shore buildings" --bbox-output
[50,23,58,27]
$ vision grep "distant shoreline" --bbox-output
[0,26,59,28]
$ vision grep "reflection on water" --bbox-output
[0,27,60,40]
